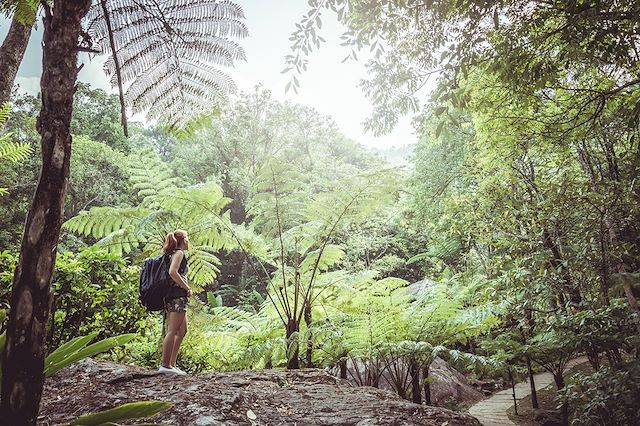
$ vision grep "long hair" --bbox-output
[163,229,189,254]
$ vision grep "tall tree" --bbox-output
[0,0,246,423]
[0,0,38,104]
[286,0,640,135]
[0,2,92,422]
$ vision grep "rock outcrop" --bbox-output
[40,359,481,425]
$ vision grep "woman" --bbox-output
[158,229,192,375]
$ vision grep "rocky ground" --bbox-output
[40,359,482,426]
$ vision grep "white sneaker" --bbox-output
[158,366,179,374]
[172,366,187,376]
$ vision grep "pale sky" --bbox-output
[1,1,420,149]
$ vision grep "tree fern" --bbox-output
[299,244,344,274]
[211,306,263,332]
[407,236,462,264]
[64,175,242,287]
[0,103,31,164]
[128,152,179,201]
[84,0,248,127]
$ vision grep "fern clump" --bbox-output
[64,152,249,289]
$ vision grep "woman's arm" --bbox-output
[168,250,192,296]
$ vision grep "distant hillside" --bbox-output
[371,144,416,167]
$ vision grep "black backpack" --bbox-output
[139,254,172,311]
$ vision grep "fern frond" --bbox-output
[185,247,220,287]
[299,244,344,273]
[129,154,178,202]
[85,0,247,127]
[0,102,10,123]
[63,206,150,238]
[95,227,144,257]
[342,309,398,356]
[0,0,39,24]
[0,138,31,163]
[0,103,31,196]
[211,306,262,331]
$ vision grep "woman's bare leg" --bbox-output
[162,312,185,368]
[170,314,187,367]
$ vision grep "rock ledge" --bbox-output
[40,359,481,425]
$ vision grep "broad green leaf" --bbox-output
[45,334,137,377]
[70,401,172,426]
[44,332,99,373]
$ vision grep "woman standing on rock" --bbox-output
[159,229,192,375]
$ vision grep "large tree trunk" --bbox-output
[0,14,33,104]
[0,1,91,424]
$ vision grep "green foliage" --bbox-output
[4,2,638,410]
[0,0,39,24]
[560,361,640,426]
[206,291,224,309]
[71,83,128,152]
[0,102,32,196]
[70,400,171,426]
[45,332,137,377]
[0,90,139,251]
[63,159,243,288]
[0,331,137,383]
[0,250,16,314]
[67,135,133,216]
[558,304,640,358]
[0,249,146,347]
[288,0,640,136]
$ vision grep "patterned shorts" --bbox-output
[164,296,188,313]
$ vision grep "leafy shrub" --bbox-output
[111,316,163,369]
[0,248,147,350]
[115,310,251,373]
[561,361,640,426]
[0,250,16,318]
[50,248,147,347]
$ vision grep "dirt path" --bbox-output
[468,357,588,426]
